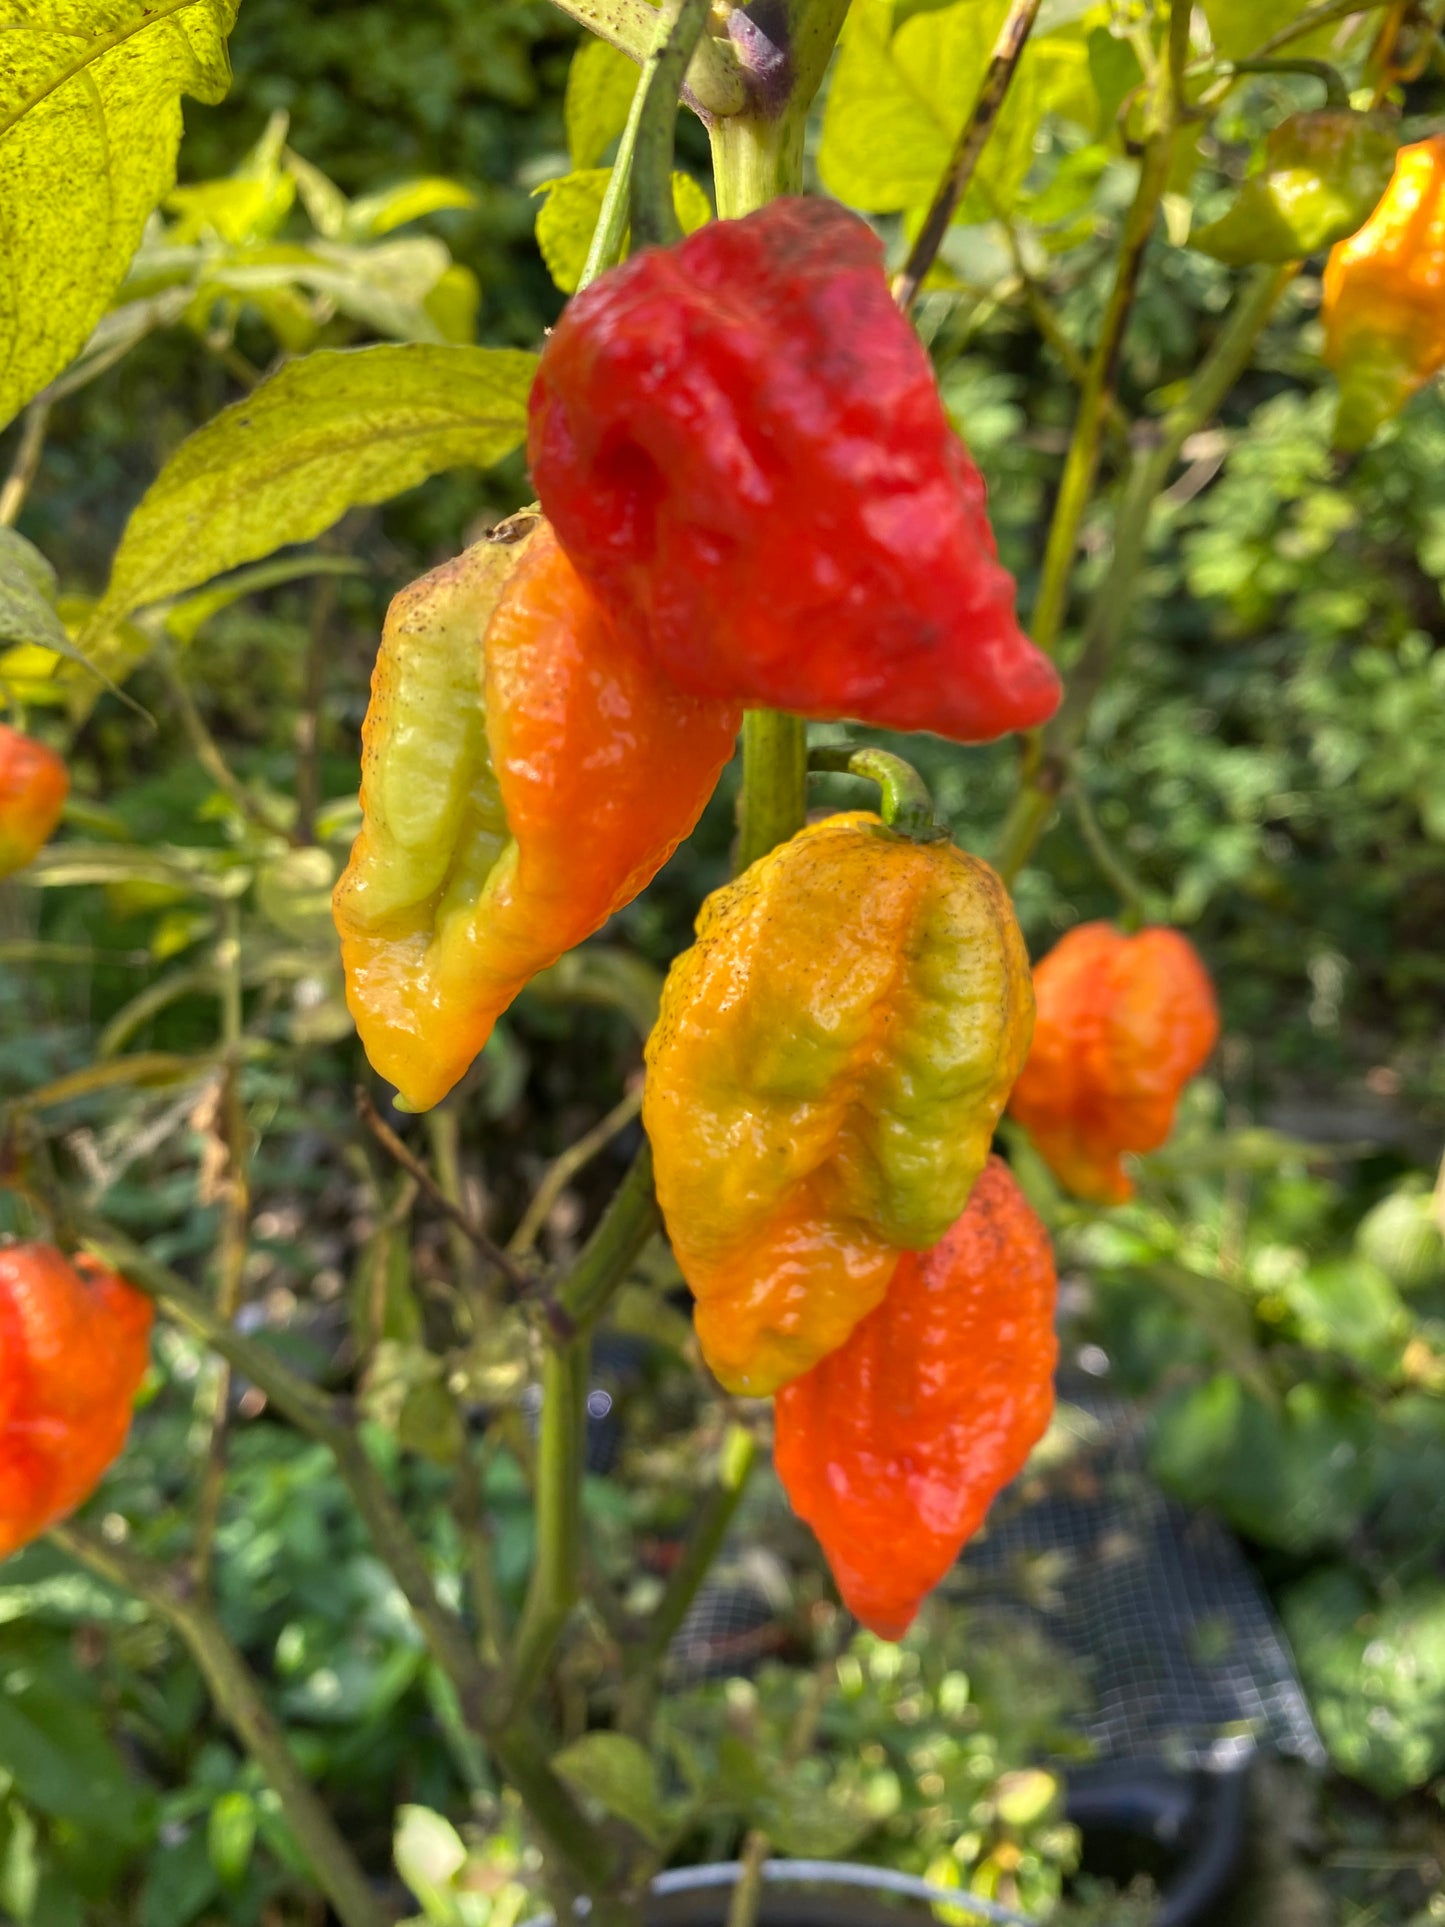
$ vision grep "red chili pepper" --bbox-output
[529,197,1060,743]
[0,723,68,879]
[774,1158,1057,1640]
[0,1244,153,1561]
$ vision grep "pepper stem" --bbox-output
[627,0,712,252]
[808,746,948,843]
[1226,56,1352,111]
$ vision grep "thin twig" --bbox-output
[355,1088,537,1298]
[1068,782,1150,933]
[156,644,298,846]
[50,1522,390,1927]
[0,399,51,527]
[893,0,1044,312]
[1026,0,1192,659]
[628,0,713,251]
[508,1085,644,1260]
[191,908,250,1594]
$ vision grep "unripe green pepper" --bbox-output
[1193,110,1397,265]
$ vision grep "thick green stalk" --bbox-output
[736,709,808,872]
[709,3,847,874]
[51,1523,389,1927]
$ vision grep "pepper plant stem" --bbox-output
[50,1522,391,1927]
[543,0,746,118]
[502,1338,589,1721]
[710,3,850,877]
[68,1212,617,1894]
[1027,0,1191,659]
[629,1424,756,1684]
[994,263,1293,882]
[893,0,1044,311]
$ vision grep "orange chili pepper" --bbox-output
[1008,922,1219,1204]
[334,518,740,1111]
[1323,135,1445,448]
[774,1157,1057,1640]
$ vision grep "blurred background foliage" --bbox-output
[1,0,1444,1922]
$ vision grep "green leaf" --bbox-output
[0,1678,143,1835]
[552,1732,670,1848]
[565,35,638,169]
[1285,1569,1445,1796]
[0,0,239,429]
[715,1736,871,1859]
[819,0,1094,223]
[535,169,711,295]
[1201,0,1333,59]
[1150,1376,1375,1554]
[95,343,535,626]
[393,1805,467,1925]
[1282,1255,1409,1376]
[343,176,477,240]
[0,527,66,652]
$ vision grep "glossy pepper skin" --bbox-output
[1193,110,1396,266]
[643,812,1034,1395]
[333,518,740,1112]
[0,1244,153,1561]
[775,1157,1057,1640]
[529,197,1061,744]
[1008,923,1219,1205]
[0,723,68,879]
[1323,136,1445,449]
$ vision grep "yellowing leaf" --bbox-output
[535,168,712,294]
[820,0,1094,223]
[565,34,638,169]
[0,0,240,430]
[96,343,536,625]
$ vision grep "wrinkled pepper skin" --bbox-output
[334,518,740,1112]
[1008,923,1219,1205]
[0,1244,153,1561]
[529,197,1061,744]
[0,723,68,879]
[774,1157,1057,1640]
[643,813,1034,1395]
[1323,136,1445,449]
[1193,110,1396,266]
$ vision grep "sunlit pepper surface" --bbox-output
[0,1244,153,1561]
[0,722,68,879]
[1323,135,1445,449]
[1008,922,1219,1204]
[530,197,1060,743]
[333,517,740,1112]
[643,812,1034,1396]
[775,1157,1057,1640]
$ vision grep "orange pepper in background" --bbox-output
[0,722,68,879]
[0,1244,153,1562]
[333,517,740,1112]
[1322,134,1445,449]
[1008,922,1220,1205]
[774,1157,1057,1641]
[643,812,1034,1396]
